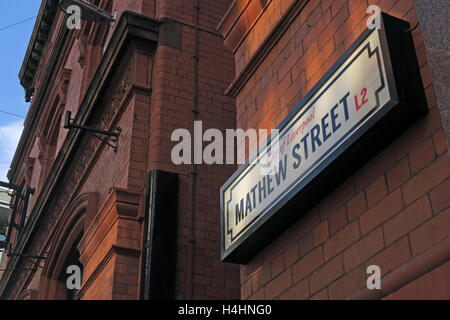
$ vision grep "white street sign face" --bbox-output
[221,29,396,261]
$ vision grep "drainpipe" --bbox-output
[141,172,155,300]
[188,0,200,300]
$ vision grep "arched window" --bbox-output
[54,233,84,300]
[38,193,91,300]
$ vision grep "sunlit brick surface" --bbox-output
[219,0,450,300]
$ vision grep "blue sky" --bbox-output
[0,1,41,181]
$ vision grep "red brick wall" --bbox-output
[219,0,450,299]
[3,0,241,300]
[148,0,240,299]
[73,0,241,299]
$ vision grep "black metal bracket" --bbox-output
[64,111,121,153]
[0,268,38,272]
[2,242,46,260]
[7,252,47,260]
[0,181,35,250]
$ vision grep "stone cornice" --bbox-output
[9,15,71,184]
[19,0,59,101]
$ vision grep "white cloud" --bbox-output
[0,121,24,181]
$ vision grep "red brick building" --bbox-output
[217,0,450,300]
[0,0,240,300]
[0,0,449,300]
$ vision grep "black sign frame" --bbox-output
[220,13,428,264]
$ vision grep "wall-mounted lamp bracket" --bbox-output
[0,182,34,249]
[3,242,46,260]
[64,111,121,153]
[7,252,46,260]
[60,0,117,26]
